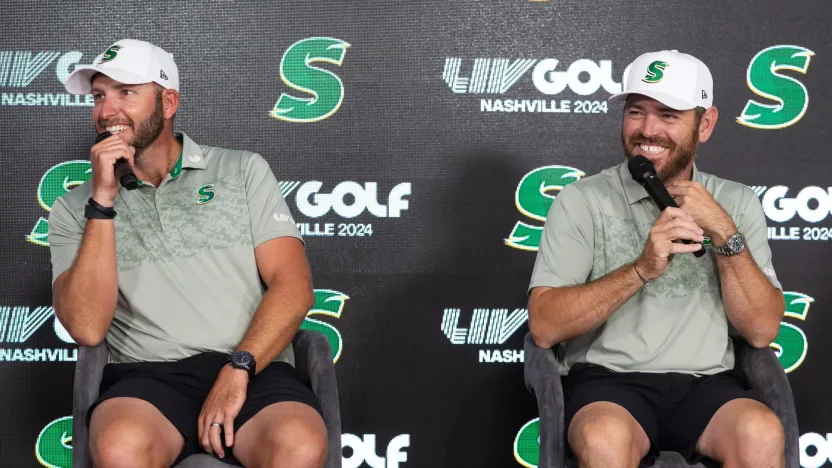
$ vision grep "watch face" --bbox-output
[728,234,745,253]
[233,351,253,368]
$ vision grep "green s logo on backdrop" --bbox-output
[301,289,349,363]
[514,418,540,467]
[28,161,92,246]
[737,45,814,129]
[771,292,814,373]
[36,416,72,468]
[505,166,585,251]
[270,37,350,123]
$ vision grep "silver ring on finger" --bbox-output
[211,422,222,428]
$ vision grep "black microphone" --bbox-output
[95,131,138,191]
[628,155,706,258]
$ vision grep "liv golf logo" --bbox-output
[0,49,100,106]
[505,166,586,251]
[737,45,814,129]
[0,306,76,362]
[270,37,350,122]
[278,180,411,239]
[751,185,832,242]
[441,307,528,363]
[443,57,621,113]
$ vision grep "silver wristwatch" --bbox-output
[712,232,746,256]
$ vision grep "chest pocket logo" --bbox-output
[196,184,216,205]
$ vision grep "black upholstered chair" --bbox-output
[72,329,342,468]
[524,332,799,468]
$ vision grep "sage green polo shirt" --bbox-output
[529,161,781,376]
[48,132,302,364]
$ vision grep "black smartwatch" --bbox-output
[229,351,256,380]
[84,197,116,220]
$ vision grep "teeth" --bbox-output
[106,125,127,134]
[639,144,667,154]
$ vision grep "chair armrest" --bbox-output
[72,343,110,468]
[733,338,799,468]
[524,332,566,468]
[293,330,342,468]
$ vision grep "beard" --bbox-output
[99,92,165,160]
[131,93,165,158]
[622,124,700,181]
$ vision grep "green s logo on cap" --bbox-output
[98,45,123,64]
[642,60,669,83]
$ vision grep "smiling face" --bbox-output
[621,94,705,182]
[91,74,168,157]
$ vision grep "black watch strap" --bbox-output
[85,198,116,220]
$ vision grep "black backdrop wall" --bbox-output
[1,1,831,467]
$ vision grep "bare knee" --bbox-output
[735,407,785,463]
[256,419,327,468]
[568,403,648,468]
[90,417,156,468]
[89,399,179,468]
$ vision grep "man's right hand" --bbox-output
[634,207,704,281]
[90,134,135,206]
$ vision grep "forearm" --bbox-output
[529,262,644,348]
[716,250,784,348]
[54,219,119,345]
[236,281,314,374]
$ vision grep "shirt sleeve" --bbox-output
[737,186,781,290]
[47,196,84,285]
[243,152,303,248]
[528,184,595,293]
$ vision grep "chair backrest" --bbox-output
[72,342,109,468]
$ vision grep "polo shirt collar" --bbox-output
[177,131,206,174]
[619,158,702,205]
[138,132,205,187]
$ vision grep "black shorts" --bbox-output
[89,351,322,466]
[563,362,762,467]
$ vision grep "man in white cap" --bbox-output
[527,50,786,467]
[51,39,326,467]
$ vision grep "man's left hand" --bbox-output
[667,181,737,245]
[198,364,249,459]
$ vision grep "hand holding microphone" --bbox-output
[90,131,138,206]
[628,155,707,282]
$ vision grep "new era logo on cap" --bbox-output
[609,50,713,110]
[64,39,179,95]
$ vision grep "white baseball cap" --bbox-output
[65,39,179,94]
[608,50,713,110]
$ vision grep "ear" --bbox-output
[697,106,719,143]
[162,89,179,120]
